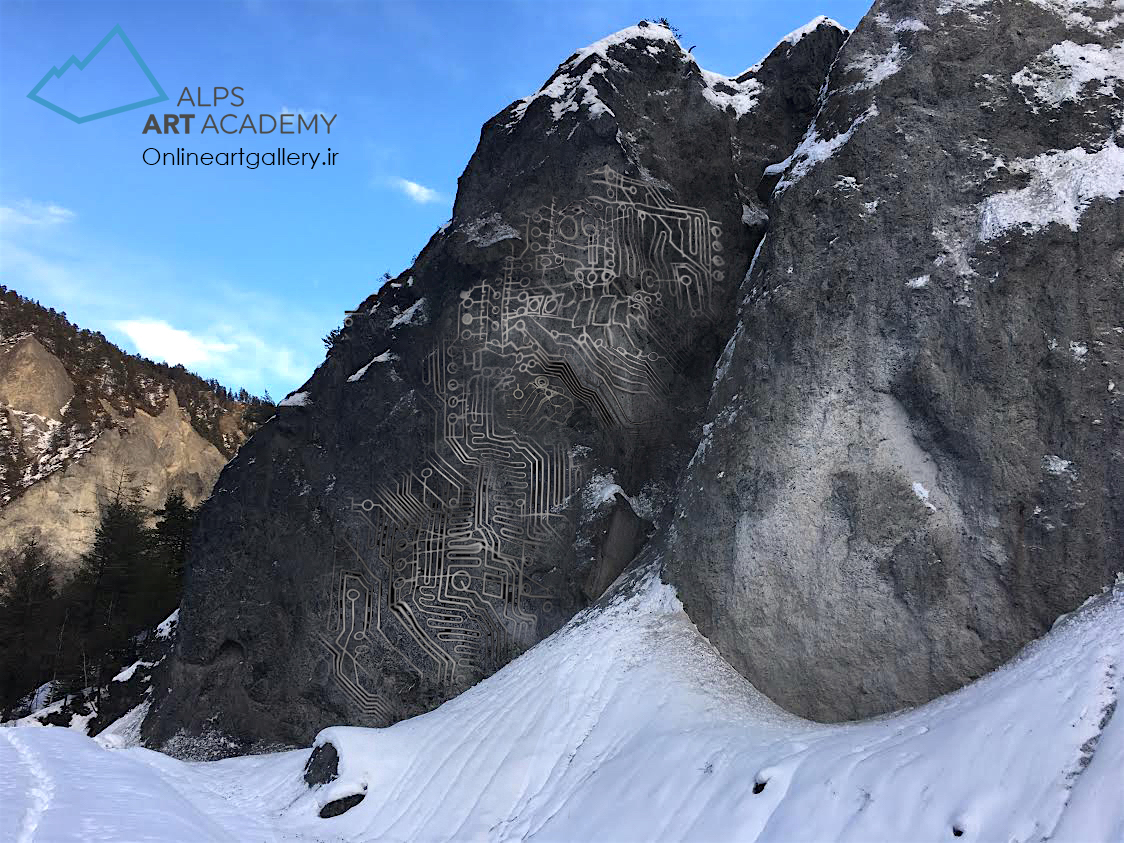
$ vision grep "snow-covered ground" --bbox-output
[2,569,1122,842]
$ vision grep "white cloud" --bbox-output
[394,178,443,204]
[0,241,84,299]
[113,319,237,366]
[1,215,325,397]
[280,106,330,118]
[0,200,76,226]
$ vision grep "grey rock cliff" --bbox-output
[666,0,1124,722]
[144,19,847,754]
[147,0,1123,753]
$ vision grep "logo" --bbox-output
[27,24,168,124]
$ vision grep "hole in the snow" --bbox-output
[952,826,964,837]
[753,780,767,794]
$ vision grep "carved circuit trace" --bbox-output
[323,166,724,720]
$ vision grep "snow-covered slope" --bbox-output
[4,570,1122,841]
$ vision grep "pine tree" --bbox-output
[154,490,197,573]
[68,474,153,690]
[0,540,59,709]
[148,491,197,614]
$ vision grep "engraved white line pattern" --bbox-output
[323,167,724,720]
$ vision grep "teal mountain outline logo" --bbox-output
[27,24,168,123]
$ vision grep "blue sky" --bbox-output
[0,0,869,399]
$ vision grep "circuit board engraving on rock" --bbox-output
[323,166,724,719]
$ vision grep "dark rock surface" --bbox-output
[144,19,847,754]
[319,791,366,818]
[147,0,1123,748]
[303,741,339,787]
[666,0,1124,722]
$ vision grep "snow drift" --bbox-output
[3,568,1122,842]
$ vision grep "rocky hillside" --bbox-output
[147,1,1121,756]
[0,288,264,572]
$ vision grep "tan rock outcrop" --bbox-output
[0,390,227,577]
[0,336,73,420]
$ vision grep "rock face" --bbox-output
[0,290,260,571]
[0,336,74,421]
[145,20,848,753]
[666,0,1124,722]
[148,1,1123,753]
[0,390,228,574]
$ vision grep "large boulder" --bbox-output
[145,20,848,753]
[666,0,1124,722]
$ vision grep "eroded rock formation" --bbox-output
[148,0,1122,754]
[666,0,1124,721]
[0,290,259,572]
[145,19,847,753]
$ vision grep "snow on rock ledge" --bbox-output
[1014,40,1124,108]
[781,14,848,45]
[739,16,849,77]
[698,69,763,118]
[389,298,427,330]
[504,22,681,132]
[978,141,1124,241]
[768,104,880,192]
[278,391,311,407]
[346,351,395,383]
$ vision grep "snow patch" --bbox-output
[699,69,762,117]
[780,15,848,46]
[978,141,1124,241]
[278,391,310,407]
[1043,454,1077,477]
[583,472,628,509]
[389,298,427,329]
[847,43,905,90]
[770,104,880,192]
[942,1,1124,30]
[1026,0,1124,32]
[876,13,930,31]
[936,0,990,17]
[95,701,150,750]
[155,609,179,640]
[739,16,848,76]
[346,351,396,383]
[912,481,937,511]
[1014,40,1124,108]
[111,660,154,684]
[505,24,679,131]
